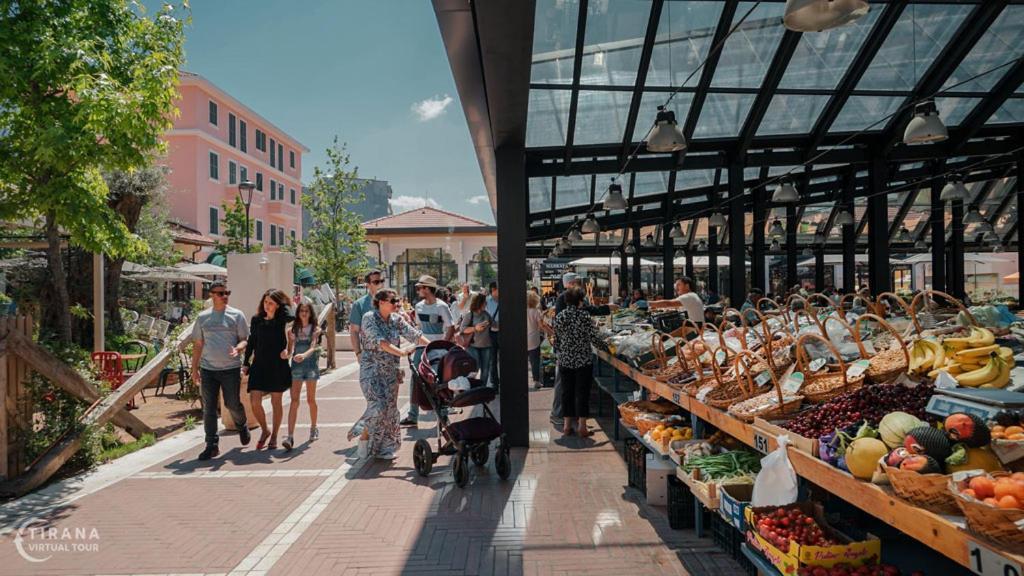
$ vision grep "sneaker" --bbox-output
[375,450,397,460]
[399,416,417,427]
[239,427,251,446]
[309,427,319,442]
[197,445,219,461]
[282,435,294,451]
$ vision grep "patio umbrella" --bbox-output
[122,261,153,273]
[1005,272,1019,283]
[127,267,207,283]
[177,262,227,277]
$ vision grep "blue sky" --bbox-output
[154,1,493,222]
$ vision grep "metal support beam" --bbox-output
[888,188,919,243]
[738,30,802,156]
[814,248,825,292]
[867,157,891,293]
[708,225,719,299]
[632,224,642,290]
[1018,153,1024,301]
[662,170,678,299]
[841,174,856,293]
[751,166,769,292]
[619,0,664,165]
[561,0,589,169]
[786,205,797,288]
[953,58,1024,151]
[930,161,946,292]
[728,160,745,306]
[950,200,966,299]
[685,219,697,279]
[682,0,739,140]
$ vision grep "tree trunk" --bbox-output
[105,256,125,335]
[42,211,72,344]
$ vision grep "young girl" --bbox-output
[244,289,294,450]
[284,302,321,450]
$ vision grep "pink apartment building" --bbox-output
[162,72,308,261]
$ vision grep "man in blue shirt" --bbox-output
[349,269,383,362]
[485,282,500,388]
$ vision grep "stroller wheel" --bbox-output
[413,439,433,477]
[495,438,511,480]
[471,444,489,467]
[453,445,470,488]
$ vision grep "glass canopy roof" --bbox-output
[526,0,1024,248]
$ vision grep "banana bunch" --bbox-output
[911,327,1015,388]
[909,338,945,375]
[955,351,1013,388]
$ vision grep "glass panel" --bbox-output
[526,89,571,147]
[678,168,716,190]
[645,1,722,88]
[633,171,669,198]
[693,93,756,138]
[935,97,982,127]
[780,7,883,90]
[554,175,591,209]
[632,91,693,142]
[857,4,972,91]
[756,94,831,136]
[942,7,1024,93]
[529,177,552,213]
[990,99,1024,124]
[830,96,904,132]
[579,0,652,86]
[574,89,633,145]
[532,0,580,84]
[711,2,787,88]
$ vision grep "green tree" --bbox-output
[299,138,368,290]
[214,198,261,256]
[0,1,187,343]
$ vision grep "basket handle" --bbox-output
[762,314,795,373]
[808,293,837,310]
[757,297,789,323]
[786,294,816,315]
[731,349,764,401]
[875,291,919,336]
[651,332,667,369]
[908,289,978,329]
[795,332,849,388]
[667,335,692,373]
[821,314,869,360]
[790,306,825,336]
[852,312,910,366]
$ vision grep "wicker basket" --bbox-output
[652,336,691,383]
[618,399,680,427]
[874,292,917,338]
[635,415,666,435]
[728,349,803,422]
[790,306,825,338]
[853,313,910,384]
[641,332,670,376]
[807,292,838,312]
[837,292,875,322]
[909,290,979,333]
[796,332,866,403]
[884,465,959,515]
[950,472,1024,551]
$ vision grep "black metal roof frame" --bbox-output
[523,0,1024,249]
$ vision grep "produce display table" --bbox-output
[595,348,1024,575]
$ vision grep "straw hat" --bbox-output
[415,275,439,289]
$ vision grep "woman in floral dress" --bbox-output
[349,289,428,460]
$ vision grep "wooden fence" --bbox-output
[0,315,32,480]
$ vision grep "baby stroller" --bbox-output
[410,340,511,487]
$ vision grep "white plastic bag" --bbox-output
[751,435,799,507]
[449,376,472,393]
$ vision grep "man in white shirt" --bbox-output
[674,276,705,326]
[401,275,454,427]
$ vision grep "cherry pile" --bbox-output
[797,565,922,576]
[755,507,837,549]
[784,383,934,439]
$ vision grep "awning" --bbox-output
[205,252,227,267]
[122,262,153,273]
[177,262,227,277]
[899,253,1009,265]
[295,266,316,285]
[797,254,871,267]
[569,257,660,267]
[127,267,207,283]
[672,256,749,267]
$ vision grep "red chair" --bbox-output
[91,351,134,409]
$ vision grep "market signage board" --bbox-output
[968,540,1023,576]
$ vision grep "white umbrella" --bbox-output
[176,262,227,277]
[127,267,207,283]
[122,261,153,273]
[569,257,661,267]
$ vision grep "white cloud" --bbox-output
[467,195,489,205]
[411,94,454,122]
[390,195,441,212]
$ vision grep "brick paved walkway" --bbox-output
[0,353,737,575]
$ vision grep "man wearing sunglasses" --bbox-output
[349,269,384,362]
[192,281,251,460]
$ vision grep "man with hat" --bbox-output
[400,274,455,427]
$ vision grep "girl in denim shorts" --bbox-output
[283,302,322,450]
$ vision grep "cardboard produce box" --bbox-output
[718,483,754,532]
[744,502,881,576]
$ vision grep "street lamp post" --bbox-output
[237,180,256,251]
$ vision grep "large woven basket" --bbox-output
[819,314,868,370]
[909,290,979,333]
[727,349,803,422]
[874,292,917,338]
[950,473,1024,551]
[796,332,866,403]
[640,332,670,376]
[652,336,690,383]
[884,465,958,515]
[853,313,910,384]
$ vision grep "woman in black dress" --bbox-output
[244,289,294,449]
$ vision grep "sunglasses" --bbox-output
[210,290,231,296]
[386,298,400,305]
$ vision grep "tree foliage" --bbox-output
[214,197,261,256]
[299,138,368,290]
[0,0,187,342]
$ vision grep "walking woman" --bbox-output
[458,292,493,385]
[552,287,602,437]
[283,302,321,450]
[349,289,429,460]
[244,289,294,450]
[526,290,549,389]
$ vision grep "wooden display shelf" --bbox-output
[619,419,670,459]
[596,350,689,408]
[596,348,1024,574]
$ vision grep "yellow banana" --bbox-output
[998,346,1015,361]
[967,327,995,348]
[955,344,1001,360]
[959,362,985,372]
[942,336,972,348]
[920,339,945,371]
[986,357,1012,389]
[928,365,967,378]
[955,354,1001,387]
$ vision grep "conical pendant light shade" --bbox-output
[669,222,683,238]
[568,226,583,243]
[770,239,781,251]
[581,214,600,234]
[904,99,948,145]
[772,179,799,203]
[674,249,685,259]
[643,234,656,248]
[603,179,627,210]
[697,239,707,251]
[941,175,969,202]
[769,219,785,238]
[611,249,621,259]
[625,243,636,255]
[835,209,854,226]
[708,212,727,228]
[914,239,927,250]
[896,227,911,242]
[645,106,687,153]
[784,0,869,32]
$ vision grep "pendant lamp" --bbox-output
[581,214,600,234]
[611,248,621,259]
[784,0,869,32]
[669,222,684,238]
[940,174,969,202]
[625,243,636,255]
[645,106,687,153]
[697,239,707,251]
[770,238,781,251]
[896,227,911,242]
[835,208,854,226]
[772,178,799,203]
[674,249,686,259]
[708,212,727,228]
[914,239,927,250]
[603,178,627,211]
[568,222,584,243]
[643,234,656,248]
[769,218,785,239]
[903,99,948,145]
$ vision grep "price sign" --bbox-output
[782,372,805,395]
[755,371,773,386]
[968,540,1024,576]
[672,391,681,405]
[809,357,827,373]
[936,371,959,390]
[862,340,877,355]
[753,431,771,454]
[846,359,870,379]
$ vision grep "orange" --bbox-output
[1012,472,1024,482]
[993,425,1006,434]
[970,476,996,499]
[1010,434,1024,441]
[994,479,1018,500]
[985,497,1000,506]
[962,488,977,499]
[1005,426,1024,436]
[998,495,1021,510]
[993,432,1006,440]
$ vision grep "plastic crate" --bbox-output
[668,476,695,529]
[624,438,647,494]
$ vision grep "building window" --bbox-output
[240,165,248,183]
[277,143,284,170]
[256,172,263,191]
[289,150,295,169]
[290,229,296,244]
[269,224,277,246]
[290,188,296,204]
[240,119,248,152]
[279,182,285,200]
[209,151,219,180]
[208,100,218,125]
[209,206,219,235]
[278,226,285,246]
[228,113,236,147]
[228,161,237,185]
[256,129,265,152]
[270,137,276,167]
[270,179,277,200]
[255,219,263,241]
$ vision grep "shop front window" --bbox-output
[394,248,458,300]
[467,246,498,292]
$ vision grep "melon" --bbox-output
[904,426,952,461]
[879,412,925,449]
[945,445,1004,474]
[846,437,889,481]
